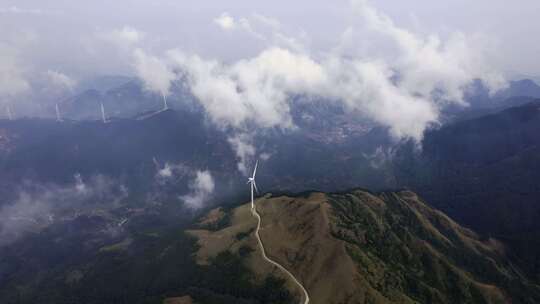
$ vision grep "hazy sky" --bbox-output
[1,0,539,79]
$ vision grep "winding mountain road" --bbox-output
[251,203,310,304]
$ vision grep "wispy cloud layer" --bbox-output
[0,6,62,15]
[100,26,145,48]
[87,0,504,172]
[133,48,175,98]
[167,1,502,140]
[169,47,323,130]
[227,134,256,175]
[0,174,128,246]
[214,12,236,31]
[180,170,215,209]
[46,70,76,90]
[0,46,30,98]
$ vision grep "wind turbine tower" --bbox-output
[6,105,13,120]
[161,92,168,111]
[247,160,259,209]
[100,102,108,123]
[55,103,63,122]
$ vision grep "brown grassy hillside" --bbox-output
[189,190,540,304]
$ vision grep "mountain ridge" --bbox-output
[189,190,540,304]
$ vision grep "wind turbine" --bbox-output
[246,158,311,304]
[100,102,108,123]
[55,103,62,122]
[247,160,259,210]
[161,92,168,111]
[6,105,13,120]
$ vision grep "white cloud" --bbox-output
[237,17,266,42]
[0,46,30,98]
[214,12,236,30]
[116,27,144,44]
[0,6,61,15]
[170,46,438,140]
[99,28,175,103]
[0,174,128,246]
[133,48,175,98]
[158,165,173,178]
[169,47,324,129]
[95,27,146,71]
[363,146,395,169]
[321,58,439,140]
[171,1,503,142]
[74,173,87,193]
[46,70,76,90]
[101,26,144,48]
[216,13,306,52]
[350,0,505,103]
[156,162,189,180]
[227,134,256,175]
[260,152,272,161]
[180,170,215,209]
[252,13,282,30]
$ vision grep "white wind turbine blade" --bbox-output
[252,160,258,179]
[253,181,259,194]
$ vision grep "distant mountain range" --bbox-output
[75,75,134,94]
[464,79,540,108]
[394,100,540,281]
[50,76,540,122]
[58,78,200,120]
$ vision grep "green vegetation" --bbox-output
[0,214,292,304]
[235,228,255,241]
[4,188,540,304]
[329,190,540,304]
[193,251,292,304]
[201,209,233,232]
